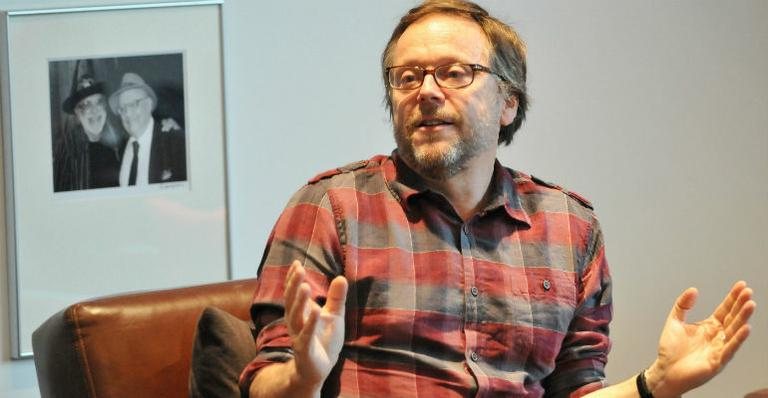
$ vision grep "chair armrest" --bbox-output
[32,278,258,398]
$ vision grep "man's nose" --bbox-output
[417,74,445,105]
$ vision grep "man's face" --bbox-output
[116,88,153,138]
[389,15,517,179]
[74,93,107,138]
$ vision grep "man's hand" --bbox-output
[284,260,349,390]
[646,281,756,397]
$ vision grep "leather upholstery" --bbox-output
[32,278,258,398]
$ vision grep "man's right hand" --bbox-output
[284,260,349,391]
[250,260,348,398]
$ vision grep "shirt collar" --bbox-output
[490,162,532,226]
[384,150,531,226]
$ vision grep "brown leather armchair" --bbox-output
[32,278,259,398]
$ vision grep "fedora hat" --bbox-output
[108,72,158,114]
[62,75,105,114]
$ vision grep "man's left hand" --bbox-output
[646,281,756,397]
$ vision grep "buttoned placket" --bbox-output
[459,220,488,396]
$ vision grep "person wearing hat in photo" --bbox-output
[109,72,187,187]
[53,74,124,191]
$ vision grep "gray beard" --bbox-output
[394,122,490,181]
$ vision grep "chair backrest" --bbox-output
[32,278,258,398]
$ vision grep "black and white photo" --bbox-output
[49,53,187,192]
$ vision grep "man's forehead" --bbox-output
[391,14,490,65]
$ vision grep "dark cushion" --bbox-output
[189,307,258,398]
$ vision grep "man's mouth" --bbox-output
[418,119,452,127]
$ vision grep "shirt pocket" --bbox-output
[528,270,577,333]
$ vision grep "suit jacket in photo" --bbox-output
[122,118,187,184]
[150,119,187,183]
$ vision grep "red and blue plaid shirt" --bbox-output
[241,153,612,397]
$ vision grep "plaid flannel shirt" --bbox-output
[241,153,612,398]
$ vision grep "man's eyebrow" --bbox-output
[389,57,475,67]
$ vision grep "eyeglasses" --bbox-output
[386,63,506,90]
[75,97,106,114]
[117,97,149,115]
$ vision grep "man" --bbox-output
[109,72,186,186]
[242,1,755,397]
[54,75,123,191]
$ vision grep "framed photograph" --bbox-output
[1,1,228,358]
[50,53,188,192]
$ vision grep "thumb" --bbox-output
[670,287,699,323]
[324,276,348,315]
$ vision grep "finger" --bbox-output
[283,262,304,316]
[720,323,752,365]
[324,276,349,315]
[724,288,753,333]
[285,262,308,308]
[287,283,312,335]
[286,260,305,291]
[284,260,300,290]
[724,297,757,341]
[670,287,698,323]
[713,281,747,323]
[297,304,321,349]
[285,282,307,334]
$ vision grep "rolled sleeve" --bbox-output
[543,216,612,397]
[239,182,344,395]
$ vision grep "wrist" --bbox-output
[636,369,654,398]
[646,362,661,394]
[250,360,323,398]
[287,359,324,398]
[643,361,680,398]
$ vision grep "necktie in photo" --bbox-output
[128,141,139,186]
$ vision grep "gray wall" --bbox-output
[1,0,765,396]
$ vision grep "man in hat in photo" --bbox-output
[54,74,123,191]
[109,72,187,187]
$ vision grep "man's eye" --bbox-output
[443,66,468,80]
[399,71,417,83]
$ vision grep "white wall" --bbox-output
[0,1,765,396]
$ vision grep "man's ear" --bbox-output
[500,96,518,127]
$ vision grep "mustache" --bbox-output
[405,109,460,131]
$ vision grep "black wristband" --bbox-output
[636,370,655,398]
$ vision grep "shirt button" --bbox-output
[542,279,552,291]
[470,351,479,362]
[470,286,479,297]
